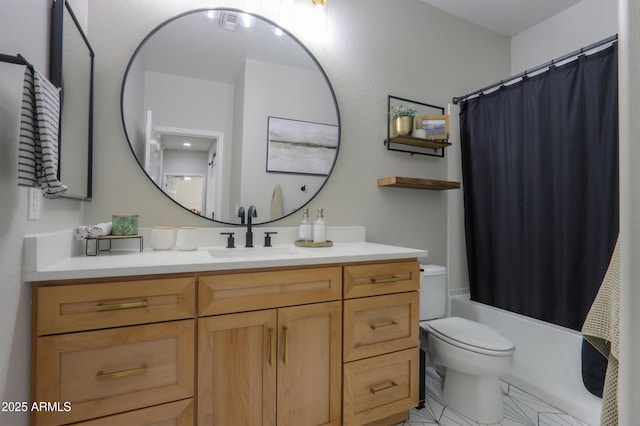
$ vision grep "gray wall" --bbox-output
[0,1,84,425]
[3,0,638,424]
[83,0,510,271]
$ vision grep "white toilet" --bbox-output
[420,265,515,424]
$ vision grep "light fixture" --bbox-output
[271,25,285,36]
[183,142,191,147]
[309,0,328,37]
[217,12,256,31]
[239,13,256,29]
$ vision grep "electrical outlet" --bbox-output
[27,187,41,220]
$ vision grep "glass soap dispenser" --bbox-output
[299,208,312,242]
[313,208,327,243]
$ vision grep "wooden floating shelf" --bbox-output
[385,135,452,150]
[377,176,461,190]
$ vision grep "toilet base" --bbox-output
[442,369,504,424]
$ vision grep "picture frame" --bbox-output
[266,116,339,176]
[416,115,450,140]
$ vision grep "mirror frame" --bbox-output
[120,8,340,225]
[50,0,95,201]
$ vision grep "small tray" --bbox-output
[294,240,333,248]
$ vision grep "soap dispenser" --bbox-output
[313,208,327,243]
[299,208,312,242]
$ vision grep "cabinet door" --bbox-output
[277,301,342,426]
[198,310,277,426]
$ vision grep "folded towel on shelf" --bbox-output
[17,66,67,198]
[73,222,112,240]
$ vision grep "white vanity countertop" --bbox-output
[23,228,428,282]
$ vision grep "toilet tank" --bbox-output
[420,264,447,320]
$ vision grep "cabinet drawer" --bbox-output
[33,320,194,425]
[199,266,342,316]
[36,277,196,335]
[343,261,419,299]
[343,348,419,426]
[344,292,419,362]
[71,398,193,425]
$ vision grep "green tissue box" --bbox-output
[112,214,139,236]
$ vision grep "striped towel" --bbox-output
[17,66,67,199]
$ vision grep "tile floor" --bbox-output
[396,380,591,426]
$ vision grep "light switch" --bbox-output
[27,187,41,220]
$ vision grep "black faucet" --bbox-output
[245,205,257,247]
[237,206,246,224]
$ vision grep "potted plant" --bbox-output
[391,103,417,136]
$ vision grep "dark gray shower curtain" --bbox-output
[459,45,618,331]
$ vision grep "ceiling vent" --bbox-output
[217,12,255,31]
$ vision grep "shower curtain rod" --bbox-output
[452,34,618,105]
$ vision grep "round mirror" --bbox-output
[121,8,340,225]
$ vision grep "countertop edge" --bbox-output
[24,243,428,282]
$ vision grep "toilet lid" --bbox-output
[426,317,515,352]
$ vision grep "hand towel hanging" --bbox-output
[270,183,284,220]
[582,237,620,426]
[17,66,67,198]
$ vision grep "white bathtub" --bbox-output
[450,291,602,426]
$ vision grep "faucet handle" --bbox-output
[264,232,277,247]
[221,232,235,248]
[237,207,246,224]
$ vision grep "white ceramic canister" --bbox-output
[150,226,175,250]
[412,128,427,138]
[176,227,199,251]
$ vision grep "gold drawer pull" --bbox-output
[269,328,275,366]
[370,275,401,284]
[370,321,399,330]
[96,300,148,311]
[369,381,398,394]
[96,363,148,381]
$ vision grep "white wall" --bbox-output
[144,71,234,133]
[0,1,508,423]
[82,0,509,270]
[511,0,618,73]
[0,1,84,425]
[3,0,635,424]
[618,1,640,422]
[240,58,335,220]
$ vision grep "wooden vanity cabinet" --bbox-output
[31,276,196,426]
[31,259,420,426]
[342,261,421,426]
[198,267,343,426]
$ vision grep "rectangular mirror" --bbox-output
[50,0,94,201]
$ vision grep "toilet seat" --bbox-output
[424,317,514,356]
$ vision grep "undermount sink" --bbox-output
[208,245,313,259]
